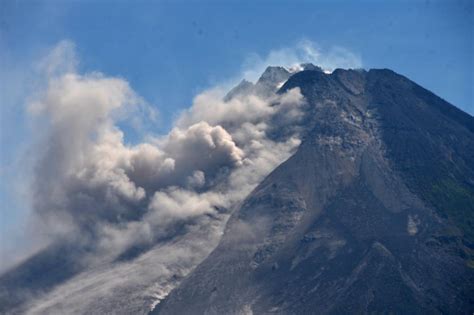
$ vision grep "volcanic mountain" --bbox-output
[1,65,473,315]
[153,67,474,314]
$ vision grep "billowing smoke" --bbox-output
[22,40,305,275]
[1,38,322,314]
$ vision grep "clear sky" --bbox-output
[0,0,473,258]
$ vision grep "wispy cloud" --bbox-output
[241,39,362,81]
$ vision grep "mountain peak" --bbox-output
[257,66,290,84]
[299,62,324,72]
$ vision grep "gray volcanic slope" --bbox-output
[153,69,474,314]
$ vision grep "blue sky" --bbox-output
[0,0,473,259]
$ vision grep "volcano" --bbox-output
[1,65,473,315]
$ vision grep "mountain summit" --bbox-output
[154,68,474,314]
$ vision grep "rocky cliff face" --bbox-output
[154,68,474,314]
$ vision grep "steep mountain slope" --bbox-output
[154,69,474,314]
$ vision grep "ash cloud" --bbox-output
[5,38,305,296]
[2,38,360,313]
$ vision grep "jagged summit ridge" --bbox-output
[227,63,372,101]
[224,63,326,101]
